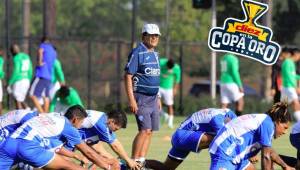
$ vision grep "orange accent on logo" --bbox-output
[235,24,261,36]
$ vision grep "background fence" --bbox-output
[0,36,270,115]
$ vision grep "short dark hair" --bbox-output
[167,58,175,69]
[291,46,300,55]
[266,102,291,123]
[107,110,127,128]
[10,44,20,55]
[41,35,49,43]
[57,86,70,98]
[65,105,87,120]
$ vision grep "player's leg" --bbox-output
[165,88,175,128]
[17,139,85,170]
[138,129,153,158]
[159,88,169,123]
[49,82,61,100]
[230,83,244,116]
[132,101,157,160]
[13,79,30,109]
[220,84,230,109]
[235,96,244,116]
[285,87,300,120]
[43,80,52,113]
[29,77,45,113]
[43,97,50,113]
[145,159,171,170]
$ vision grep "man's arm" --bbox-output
[37,48,44,66]
[56,147,90,165]
[124,74,138,114]
[8,57,20,85]
[261,147,294,170]
[76,142,118,170]
[110,139,140,169]
[54,60,65,85]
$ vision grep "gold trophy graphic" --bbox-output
[227,0,269,41]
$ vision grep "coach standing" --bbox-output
[124,23,161,164]
[29,36,56,113]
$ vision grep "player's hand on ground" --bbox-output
[128,159,142,170]
[249,155,259,164]
[78,154,91,168]
[129,100,138,114]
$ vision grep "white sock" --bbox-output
[164,113,169,122]
[135,157,145,162]
[140,157,145,161]
[168,115,174,128]
[294,111,300,121]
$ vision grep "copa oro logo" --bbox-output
[208,0,281,65]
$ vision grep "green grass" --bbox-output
[103,114,296,170]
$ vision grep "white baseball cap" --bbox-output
[142,23,161,36]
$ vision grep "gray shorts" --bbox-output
[134,93,160,131]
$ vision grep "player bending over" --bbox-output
[146,108,237,170]
[209,102,294,170]
[66,110,141,170]
[0,105,119,170]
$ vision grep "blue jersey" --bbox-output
[209,114,274,164]
[78,110,116,146]
[10,114,82,150]
[179,108,237,135]
[35,43,57,80]
[0,110,38,141]
[124,43,160,95]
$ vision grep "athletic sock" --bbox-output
[168,115,174,129]
[164,113,169,122]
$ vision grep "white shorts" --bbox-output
[281,87,298,104]
[0,80,3,102]
[12,79,30,102]
[49,82,61,100]
[220,83,244,104]
[159,87,174,105]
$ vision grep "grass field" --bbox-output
[107,114,297,170]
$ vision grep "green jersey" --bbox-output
[50,87,83,112]
[281,58,300,88]
[0,56,4,79]
[220,53,242,87]
[52,59,65,83]
[159,58,181,89]
[8,52,32,85]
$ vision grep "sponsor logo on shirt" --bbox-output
[208,0,280,65]
[145,67,160,75]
